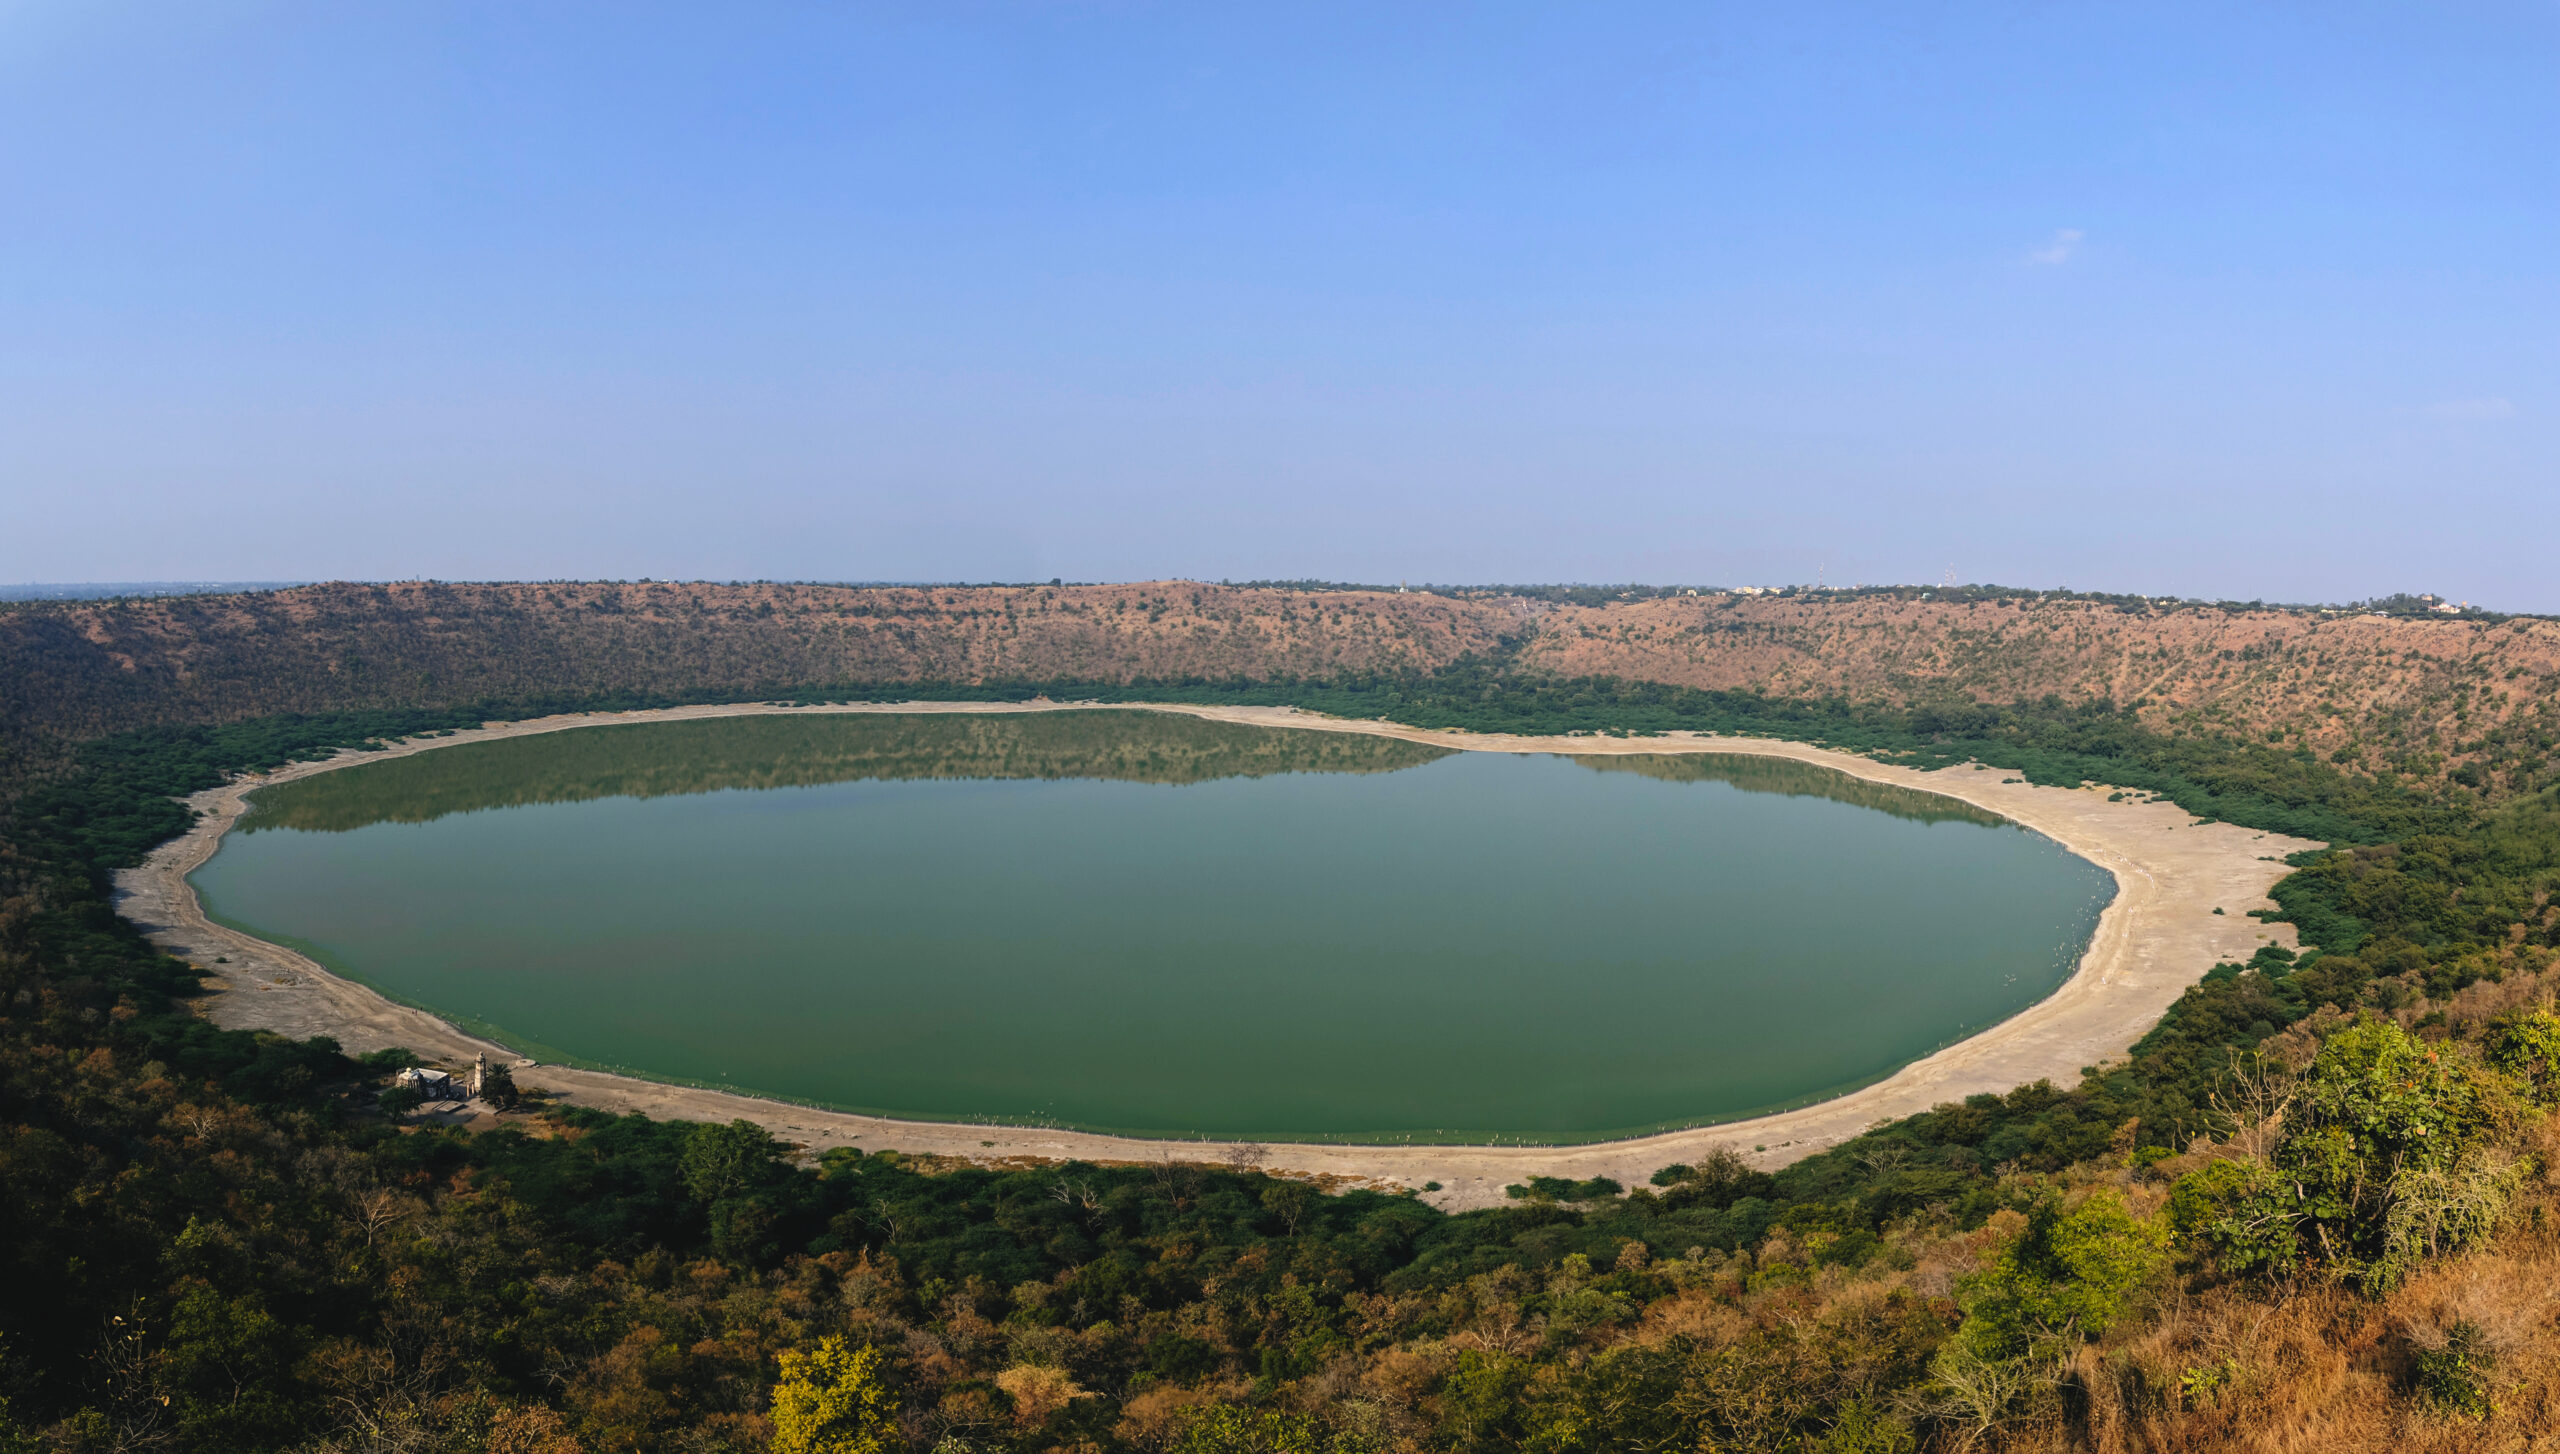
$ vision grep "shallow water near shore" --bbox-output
[193,712,2114,1142]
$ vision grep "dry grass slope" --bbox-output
[1526,594,2560,779]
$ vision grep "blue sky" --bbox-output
[4,3,2553,605]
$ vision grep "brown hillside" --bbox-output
[6,584,2557,786]
[0,580,1517,739]
[1529,594,2560,776]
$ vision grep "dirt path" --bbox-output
[114,700,2314,1209]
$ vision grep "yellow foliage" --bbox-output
[769,1337,891,1454]
[995,1363,1088,1428]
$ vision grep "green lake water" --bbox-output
[192,711,2115,1142]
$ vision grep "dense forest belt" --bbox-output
[117,700,2309,1208]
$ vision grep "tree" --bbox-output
[1173,1404,1325,1454]
[1958,1189,2167,1359]
[1913,1339,2051,1449]
[376,1084,425,1122]
[683,1119,785,1203]
[995,1365,1087,1430]
[768,1337,890,1454]
[477,1061,521,1111]
[1261,1179,1314,1236]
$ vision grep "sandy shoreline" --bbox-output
[114,700,2313,1210]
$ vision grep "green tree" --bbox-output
[683,1118,785,1202]
[1958,1189,2167,1359]
[477,1061,521,1111]
[1173,1404,1326,1454]
[1438,1350,1530,1454]
[163,1288,303,1450]
[1260,1179,1315,1236]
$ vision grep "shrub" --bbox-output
[2409,1319,2498,1419]
[2483,1008,2560,1105]
[2175,1019,2528,1293]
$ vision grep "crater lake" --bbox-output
[191,711,2115,1141]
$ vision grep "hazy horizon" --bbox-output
[5,4,2552,607]
[0,577,2517,615]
